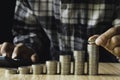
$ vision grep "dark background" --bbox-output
[0,0,16,43]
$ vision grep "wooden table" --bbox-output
[0,63,120,80]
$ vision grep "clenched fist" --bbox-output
[0,42,39,63]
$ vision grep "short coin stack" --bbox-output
[59,55,71,75]
[32,64,43,74]
[46,61,57,75]
[18,66,30,74]
[5,68,18,74]
[73,50,85,75]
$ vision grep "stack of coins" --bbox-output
[5,68,18,74]
[32,64,43,74]
[42,64,47,74]
[70,61,74,74]
[18,66,30,74]
[46,61,57,75]
[87,39,99,75]
[57,62,60,74]
[59,55,71,75]
[73,50,85,75]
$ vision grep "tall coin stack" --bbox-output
[46,61,57,75]
[73,50,85,75]
[87,37,99,75]
[59,55,71,75]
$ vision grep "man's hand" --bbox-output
[0,42,39,63]
[95,26,120,57]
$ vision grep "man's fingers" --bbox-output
[0,42,39,63]
[12,43,34,60]
[12,43,27,59]
[95,27,120,46]
[105,35,120,50]
[1,42,14,57]
[88,35,99,43]
[31,53,39,63]
[12,46,21,59]
[12,44,39,63]
[113,47,120,57]
[94,27,120,57]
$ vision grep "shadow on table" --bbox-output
[97,73,120,76]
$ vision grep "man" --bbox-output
[0,0,120,63]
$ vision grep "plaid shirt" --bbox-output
[13,0,120,61]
